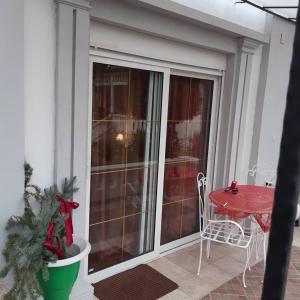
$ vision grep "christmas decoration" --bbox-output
[0,162,79,300]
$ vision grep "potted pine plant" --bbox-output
[0,163,90,300]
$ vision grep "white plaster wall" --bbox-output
[90,21,227,71]
[24,0,56,187]
[0,0,25,290]
[171,0,267,33]
[257,17,295,170]
[91,0,238,54]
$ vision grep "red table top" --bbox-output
[209,185,274,215]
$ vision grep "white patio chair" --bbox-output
[247,164,276,187]
[247,164,300,270]
[196,173,253,288]
[247,164,275,267]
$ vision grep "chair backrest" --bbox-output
[247,164,276,186]
[197,172,208,233]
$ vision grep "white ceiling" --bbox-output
[249,0,298,20]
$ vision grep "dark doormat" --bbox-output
[93,264,178,300]
[201,246,300,299]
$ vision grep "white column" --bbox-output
[228,38,261,183]
[54,0,94,299]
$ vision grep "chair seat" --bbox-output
[201,221,252,249]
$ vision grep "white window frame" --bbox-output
[86,49,224,283]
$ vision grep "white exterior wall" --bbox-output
[0,0,24,291]
[0,0,296,294]
[171,0,267,33]
[257,17,295,171]
[90,21,227,71]
[24,0,56,187]
[21,0,270,192]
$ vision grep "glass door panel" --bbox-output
[89,63,163,274]
[161,75,213,245]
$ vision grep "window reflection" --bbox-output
[89,63,163,273]
[161,75,213,245]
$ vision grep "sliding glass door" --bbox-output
[161,75,214,246]
[88,63,163,274]
[88,58,218,277]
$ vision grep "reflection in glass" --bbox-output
[89,63,163,273]
[161,75,213,245]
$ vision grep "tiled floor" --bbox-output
[93,228,300,300]
[145,228,300,300]
[202,247,300,300]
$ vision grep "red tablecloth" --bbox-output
[209,185,275,232]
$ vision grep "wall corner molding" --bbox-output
[55,0,91,11]
[238,38,261,55]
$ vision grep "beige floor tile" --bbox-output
[165,249,203,274]
[197,264,233,287]
[158,289,195,300]
[212,256,245,276]
[187,242,229,266]
[177,274,215,299]
[148,256,190,283]
[204,242,234,261]
[227,247,247,262]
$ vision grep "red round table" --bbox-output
[209,185,275,232]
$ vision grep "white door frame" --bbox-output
[87,49,223,283]
[159,69,223,254]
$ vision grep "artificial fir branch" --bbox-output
[0,163,78,299]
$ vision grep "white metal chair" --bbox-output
[247,164,275,268]
[247,164,276,187]
[196,173,253,288]
[247,164,300,270]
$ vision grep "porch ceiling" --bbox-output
[238,0,298,22]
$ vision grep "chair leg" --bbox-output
[206,239,211,258]
[255,224,260,260]
[243,247,251,288]
[197,239,203,276]
[263,233,267,271]
[255,231,259,260]
[248,246,252,271]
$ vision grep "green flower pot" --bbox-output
[37,236,91,300]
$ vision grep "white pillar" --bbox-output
[54,0,94,299]
[228,38,261,183]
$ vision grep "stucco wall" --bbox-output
[24,0,56,187]
[0,0,56,290]
[0,0,296,292]
[0,0,25,288]
[256,17,295,172]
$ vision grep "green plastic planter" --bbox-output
[37,236,91,300]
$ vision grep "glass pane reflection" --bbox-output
[161,75,213,245]
[89,63,163,273]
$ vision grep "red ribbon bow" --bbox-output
[44,194,79,259]
[44,222,64,259]
[56,194,79,246]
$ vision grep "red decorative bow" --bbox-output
[44,222,64,259]
[44,194,79,259]
[56,194,79,246]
